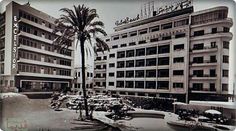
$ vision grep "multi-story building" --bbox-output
[94,52,108,94]
[94,1,233,102]
[0,1,74,92]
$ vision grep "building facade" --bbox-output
[0,1,74,92]
[94,4,233,102]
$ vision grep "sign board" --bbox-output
[115,0,192,26]
[12,15,18,74]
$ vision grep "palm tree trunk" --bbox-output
[80,39,89,118]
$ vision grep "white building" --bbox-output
[0,1,74,92]
[94,1,233,102]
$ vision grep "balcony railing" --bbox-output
[190,60,217,65]
[190,74,217,77]
[190,45,218,52]
[191,88,216,92]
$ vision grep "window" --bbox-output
[109,63,115,67]
[103,56,107,60]
[113,36,119,40]
[121,34,127,38]
[105,39,110,42]
[95,73,101,78]
[223,41,229,49]
[35,18,38,23]
[211,28,217,34]
[126,60,134,67]
[117,81,124,88]
[102,65,106,69]
[193,70,203,77]
[158,45,170,54]
[150,38,159,42]
[162,36,171,40]
[192,83,203,91]
[146,58,156,66]
[95,82,100,86]
[174,44,184,51]
[223,27,229,32]
[158,69,169,77]
[126,50,134,57]
[129,42,136,46]
[193,30,204,36]
[174,19,189,27]
[117,51,125,58]
[210,69,216,77]
[135,59,145,67]
[139,29,147,35]
[135,70,144,77]
[126,70,134,78]
[26,27,30,33]
[117,61,125,68]
[161,22,172,29]
[138,40,146,44]
[146,81,156,89]
[150,26,159,32]
[109,82,114,86]
[117,71,124,78]
[173,83,183,88]
[125,81,134,88]
[146,47,157,55]
[222,70,228,77]
[121,44,127,47]
[112,45,118,49]
[158,57,169,65]
[193,43,204,50]
[34,30,38,36]
[130,31,137,37]
[173,70,184,75]
[109,72,114,77]
[175,33,186,38]
[136,48,145,56]
[96,57,101,60]
[223,55,229,63]
[109,53,115,58]
[222,84,228,91]
[192,57,203,63]
[146,70,156,77]
[210,83,216,91]
[173,57,184,63]
[87,72,90,77]
[210,56,217,63]
[19,11,23,18]
[135,81,144,88]
[102,82,106,87]
[157,81,169,89]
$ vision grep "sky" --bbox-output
[0,0,235,93]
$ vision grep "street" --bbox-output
[1,93,115,131]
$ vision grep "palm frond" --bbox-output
[95,37,109,53]
[89,21,104,28]
[88,27,107,36]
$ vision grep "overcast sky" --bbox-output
[1,0,235,93]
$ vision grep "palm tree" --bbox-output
[53,5,109,118]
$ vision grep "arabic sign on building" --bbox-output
[115,0,192,26]
[154,0,192,16]
[115,14,140,26]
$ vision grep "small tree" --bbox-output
[53,5,109,118]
